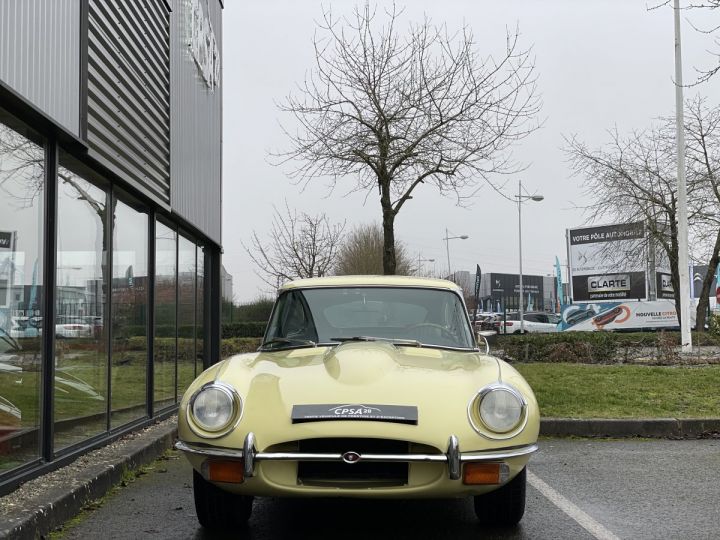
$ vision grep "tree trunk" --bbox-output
[694,230,720,332]
[379,174,396,275]
[668,216,682,330]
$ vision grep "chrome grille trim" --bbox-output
[175,434,538,481]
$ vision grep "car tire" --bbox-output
[193,470,254,530]
[473,466,526,527]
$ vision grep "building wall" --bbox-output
[478,272,549,312]
[86,0,172,205]
[169,0,223,244]
[0,0,224,495]
[0,0,80,135]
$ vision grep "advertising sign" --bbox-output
[0,231,12,249]
[568,222,646,301]
[558,299,694,332]
[0,230,15,309]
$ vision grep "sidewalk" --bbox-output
[1,416,719,540]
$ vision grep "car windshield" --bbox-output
[262,286,476,350]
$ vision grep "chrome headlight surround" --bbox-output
[468,383,528,440]
[187,382,242,439]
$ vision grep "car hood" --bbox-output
[179,341,539,451]
[220,341,500,394]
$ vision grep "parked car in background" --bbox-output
[472,313,503,333]
[83,316,104,338]
[176,275,540,532]
[495,312,561,334]
[55,316,93,339]
[470,312,498,331]
[8,316,41,339]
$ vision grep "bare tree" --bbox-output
[564,96,720,329]
[334,222,414,275]
[242,201,346,291]
[685,96,720,329]
[649,0,720,84]
[274,3,541,274]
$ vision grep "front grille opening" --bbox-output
[297,438,409,487]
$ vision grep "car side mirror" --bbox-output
[476,330,495,354]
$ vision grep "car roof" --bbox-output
[280,275,463,292]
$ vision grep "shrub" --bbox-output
[495,330,720,364]
[221,337,262,358]
[221,322,266,338]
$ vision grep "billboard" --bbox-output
[559,299,694,332]
[0,230,15,308]
[567,222,646,301]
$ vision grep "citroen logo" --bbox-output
[342,451,361,464]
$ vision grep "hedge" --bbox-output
[493,330,720,364]
[221,322,266,339]
[104,322,267,340]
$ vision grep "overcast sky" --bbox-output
[221,0,720,304]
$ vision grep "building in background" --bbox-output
[221,264,234,303]
[0,0,223,494]
[455,270,557,313]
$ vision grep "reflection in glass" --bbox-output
[154,221,176,410]
[111,198,148,428]
[195,246,205,376]
[177,237,196,398]
[0,114,43,472]
[54,158,107,451]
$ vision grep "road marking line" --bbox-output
[528,470,621,540]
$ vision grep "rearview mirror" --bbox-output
[476,330,495,354]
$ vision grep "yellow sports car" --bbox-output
[176,276,539,531]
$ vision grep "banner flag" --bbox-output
[555,256,563,312]
[715,266,720,306]
[473,265,481,323]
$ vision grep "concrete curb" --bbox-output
[2,416,719,539]
[0,419,178,540]
[540,417,720,439]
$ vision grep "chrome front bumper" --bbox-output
[175,433,538,481]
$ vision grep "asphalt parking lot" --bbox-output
[48,437,720,540]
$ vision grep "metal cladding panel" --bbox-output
[87,0,171,204]
[0,0,80,134]
[169,0,222,244]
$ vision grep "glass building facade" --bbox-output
[0,0,223,493]
[0,107,218,487]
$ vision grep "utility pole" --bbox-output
[674,0,692,352]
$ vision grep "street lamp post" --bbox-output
[417,254,435,275]
[516,180,544,333]
[443,228,469,280]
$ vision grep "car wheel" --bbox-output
[473,467,526,527]
[193,470,254,530]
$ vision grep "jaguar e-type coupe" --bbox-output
[176,276,539,531]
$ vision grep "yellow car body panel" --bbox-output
[178,344,539,498]
[177,276,539,503]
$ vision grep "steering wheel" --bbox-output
[406,323,456,341]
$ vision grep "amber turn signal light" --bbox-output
[207,460,245,483]
[462,462,506,485]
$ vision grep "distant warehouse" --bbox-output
[0,0,224,494]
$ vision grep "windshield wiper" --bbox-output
[330,336,423,347]
[259,337,317,350]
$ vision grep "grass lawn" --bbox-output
[516,363,720,418]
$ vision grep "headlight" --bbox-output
[471,384,526,435]
[188,382,241,436]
